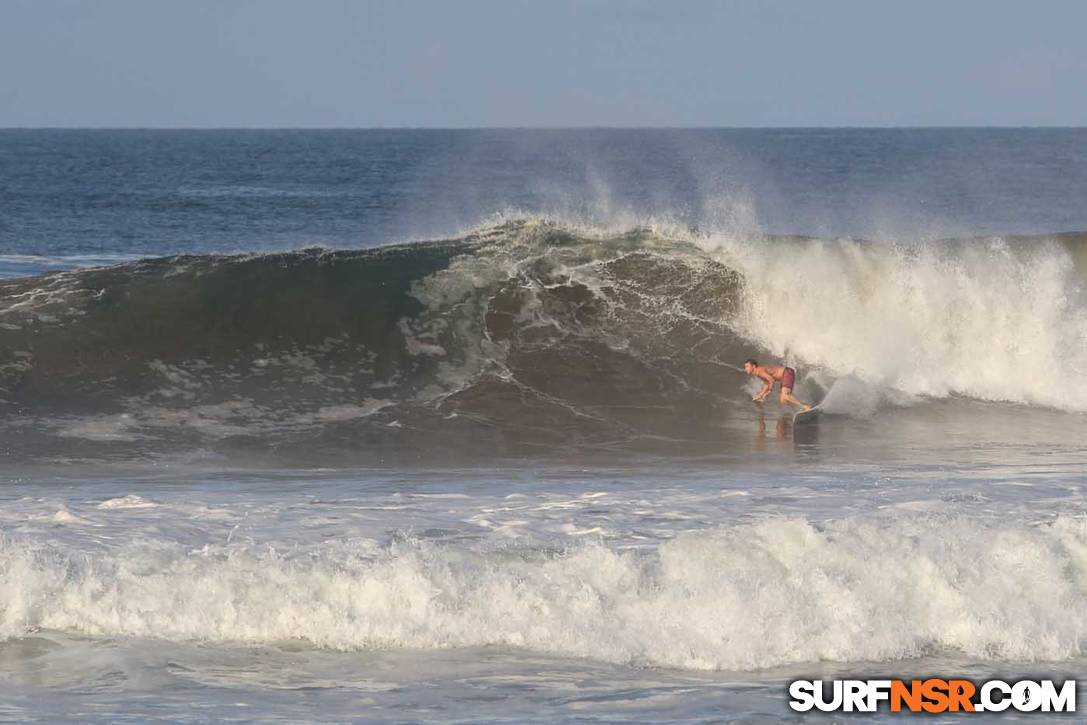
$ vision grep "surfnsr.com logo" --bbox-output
[788,679,1076,714]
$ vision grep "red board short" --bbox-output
[781,367,796,390]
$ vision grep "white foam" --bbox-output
[705,234,1087,412]
[55,414,144,442]
[44,509,92,525]
[309,400,392,422]
[4,515,1086,671]
[97,495,157,510]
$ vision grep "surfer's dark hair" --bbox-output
[744,358,758,367]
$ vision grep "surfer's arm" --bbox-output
[753,373,774,401]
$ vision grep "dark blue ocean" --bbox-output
[2,129,1086,722]
[4,128,1087,264]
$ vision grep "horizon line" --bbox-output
[2,124,1086,131]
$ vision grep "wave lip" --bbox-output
[5,515,1086,671]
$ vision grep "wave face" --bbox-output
[4,515,1087,670]
[1,219,1085,461]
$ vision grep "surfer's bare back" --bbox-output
[743,359,812,411]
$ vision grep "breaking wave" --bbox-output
[0,219,1084,460]
[4,514,1087,670]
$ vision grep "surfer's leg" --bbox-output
[778,368,810,410]
[781,388,811,411]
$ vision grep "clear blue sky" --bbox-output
[2,0,1085,127]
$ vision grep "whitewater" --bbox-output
[7,504,1087,668]
[2,128,1087,722]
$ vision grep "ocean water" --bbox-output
[1,128,1086,722]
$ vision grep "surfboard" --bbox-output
[792,406,822,425]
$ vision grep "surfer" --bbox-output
[743,359,812,411]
